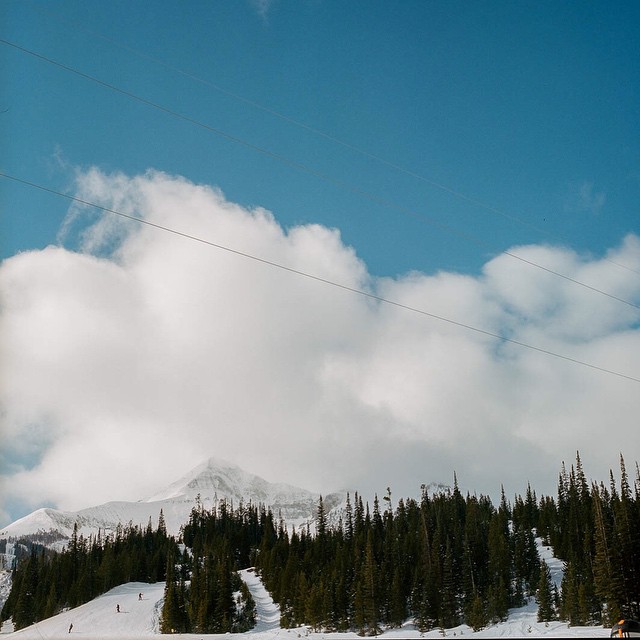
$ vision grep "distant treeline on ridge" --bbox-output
[1,453,639,634]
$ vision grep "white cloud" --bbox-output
[251,0,276,21]
[566,181,607,215]
[1,169,639,525]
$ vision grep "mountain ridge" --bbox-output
[0,458,346,541]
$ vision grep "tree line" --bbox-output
[1,512,176,630]
[538,453,640,626]
[1,454,638,634]
[255,479,540,633]
[253,453,638,634]
[159,497,261,633]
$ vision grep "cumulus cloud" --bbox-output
[1,168,639,525]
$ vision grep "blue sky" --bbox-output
[1,1,639,526]
[3,1,638,274]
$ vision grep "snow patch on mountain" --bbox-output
[144,456,344,521]
[0,458,345,542]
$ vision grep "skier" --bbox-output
[139,592,143,601]
[116,604,120,613]
[68,623,73,633]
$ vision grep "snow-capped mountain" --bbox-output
[0,457,346,542]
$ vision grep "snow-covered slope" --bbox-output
[1,527,606,639]
[5,572,608,639]
[0,458,345,541]
[4,581,165,638]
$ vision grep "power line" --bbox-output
[29,9,640,279]
[2,170,639,385]
[34,9,640,276]
[1,38,639,313]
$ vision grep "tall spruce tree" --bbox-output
[12,549,39,630]
[536,560,555,622]
[160,555,184,634]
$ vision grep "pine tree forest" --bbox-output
[2,454,639,634]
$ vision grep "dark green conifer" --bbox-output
[12,550,38,630]
[536,559,555,622]
[467,593,487,631]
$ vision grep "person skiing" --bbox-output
[116,604,120,613]
[139,592,143,601]
[68,623,73,633]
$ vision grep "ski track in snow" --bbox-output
[238,569,280,633]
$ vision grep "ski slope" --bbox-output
[3,563,609,639]
[4,582,164,638]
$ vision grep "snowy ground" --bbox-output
[2,581,163,638]
[2,563,610,639]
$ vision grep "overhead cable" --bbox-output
[29,10,640,278]
[2,170,639,385]
[1,38,638,312]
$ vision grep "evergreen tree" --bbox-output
[160,557,182,634]
[213,557,235,633]
[467,593,487,631]
[360,532,379,635]
[43,581,58,620]
[536,560,555,622]
[439,539,459,628]
[233,580,256,632]
[304,580,325,631]
[486,512,510,619]
[12,549,38,630]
